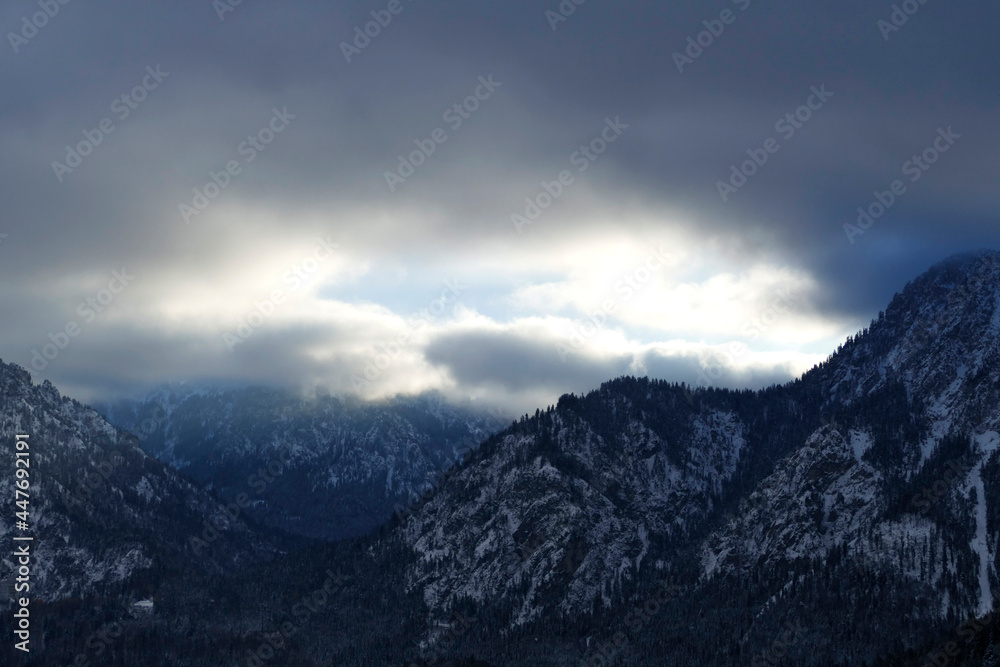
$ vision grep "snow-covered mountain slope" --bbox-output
[815,250,1000,443]
[346,250,1000,664]
[97,387,510,540]
[703,425,884,577]
[381,384,762,636]
[8,250,1000,667]
[702,251,1000,627]
[0,361,274,603]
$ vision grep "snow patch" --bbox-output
[970,464,994,616]
[134,477,154,502]
[849,429,873,463]
[975,431,1000,455]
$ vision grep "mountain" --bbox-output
[96,387,511,540]
[704,249,1000,586]
[0,361,276,606]
[693,249,1000,662]
[11,250,1000,666]
[337,249,1000,664]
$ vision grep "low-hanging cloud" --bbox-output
[0,0,996,414]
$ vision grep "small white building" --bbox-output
[131,599,154,615]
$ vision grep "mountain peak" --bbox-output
[931,248,1000,271]
[899,248,1000,304]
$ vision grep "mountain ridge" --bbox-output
[5,249,1000,665]
[346,249,1000,664]
[96,386,512,541]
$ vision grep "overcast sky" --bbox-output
[1,0,997,414]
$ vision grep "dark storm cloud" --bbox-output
[424,329,632,394]
[32,316,366,403]
[1,0,997,402]
[424,329,801,402]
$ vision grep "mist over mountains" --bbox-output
[2,0,997,662]
[95,387,511,541]
[1,250,1000,664]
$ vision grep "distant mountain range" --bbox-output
[4,250,1000,666]
[95,388,511,541]
[0,363,275,606]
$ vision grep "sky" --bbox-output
[1,0,997,415]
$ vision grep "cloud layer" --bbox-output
[1,0,997,414]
